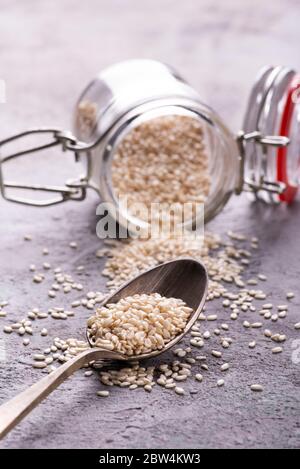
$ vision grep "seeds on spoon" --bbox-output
[87,293,192,356]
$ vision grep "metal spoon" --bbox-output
[0,258,208,439]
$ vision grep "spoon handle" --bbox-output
[0,348,107,439]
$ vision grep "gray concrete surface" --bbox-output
[0,0,300,449]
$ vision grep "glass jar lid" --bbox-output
[241,65,299,203]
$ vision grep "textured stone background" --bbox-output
[0,0,300,449]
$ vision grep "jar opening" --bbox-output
[105,106,215,234]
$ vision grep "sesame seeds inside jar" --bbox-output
[111,115,211,228]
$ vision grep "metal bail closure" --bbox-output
[236,130,290,195]
[0,128,89,207]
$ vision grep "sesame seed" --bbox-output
[217,379,225,387]
[37,312,48,319]
[272,347,283,354]
[258,274,267,281]
[250,384,263,392]
[195,373,203,382]
[71,301,81,308]
[3,326,12,333]
[33,275,43,284]
[191,331,201,337]
[174,386,185,395]
[196,355,206,361]
[294,323,300,330]
[278,305,288,311]
[186,357,196,364]
[278,311,287,318]
[211,350,222,358]
[247,279,258,285]
[203,331,211,339]
[207,314,218,321]
[251,322,262,328]
[286,292,294,300]
[220,363,229,371]
[34,354,46,361]
[33,362,47,369]
[97,390,110,397]
[190,338,204,348]
[248,341,256,349]
[254,293,267,300]
[11,322,21,329]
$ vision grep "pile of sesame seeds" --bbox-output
[87,293,192,355]
[1,230,299,399]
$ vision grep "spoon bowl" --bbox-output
[87,257,208,361]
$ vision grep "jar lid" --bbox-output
[241,65,298,203]
[277,73,300,202]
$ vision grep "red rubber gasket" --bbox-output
[277,74,300,203]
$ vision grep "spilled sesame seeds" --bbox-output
[1,225,298,403]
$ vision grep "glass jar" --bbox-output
[0,59,299,229]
